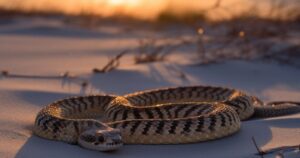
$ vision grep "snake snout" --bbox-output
[78,129,123,151]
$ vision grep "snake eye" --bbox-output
[81,134,96,142]
[97,135,105,143]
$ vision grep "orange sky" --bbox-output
[0,0,298,20]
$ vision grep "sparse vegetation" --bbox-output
[93,51,129,73]
[252,136,300,158]
[0,1,300,157]
[134,39,166,64]
[0,0,299,25]
[133,37,195,64]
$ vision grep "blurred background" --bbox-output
[0,0,299,21]
[0,0,300,77]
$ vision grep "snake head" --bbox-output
[78,129,123,151]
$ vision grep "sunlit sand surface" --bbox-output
[0,0,300,157]
[0,15,300,157]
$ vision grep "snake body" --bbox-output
[33,86,300,150]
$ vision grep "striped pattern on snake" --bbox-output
[33,86,300,151]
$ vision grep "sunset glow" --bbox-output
[108,0,139,7]
[0,0,299,21]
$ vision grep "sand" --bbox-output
[0,17,300,158]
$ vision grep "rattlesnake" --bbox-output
[33,86,300,151]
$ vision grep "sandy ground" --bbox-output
[0,18,300,158]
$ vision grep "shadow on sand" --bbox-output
[10,89,74,107]
[90,63,198,95]
[15,117,300,158]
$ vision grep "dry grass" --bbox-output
[133,37,194,64]
[134,39,166,64]
[0,1,299,90]
[93,51,128,73]
[0,8,62,18]
[0,0,299,27]
[0,70,89,93]
[156,11,207,26]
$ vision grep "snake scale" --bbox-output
[33,86,300,151]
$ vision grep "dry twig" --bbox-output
[252,137,265,158]
[0,70,89,93]
[252,136,300,157]
[134,37,195,64]
[93,50,128,73]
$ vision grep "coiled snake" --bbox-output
[33,86,300,151]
